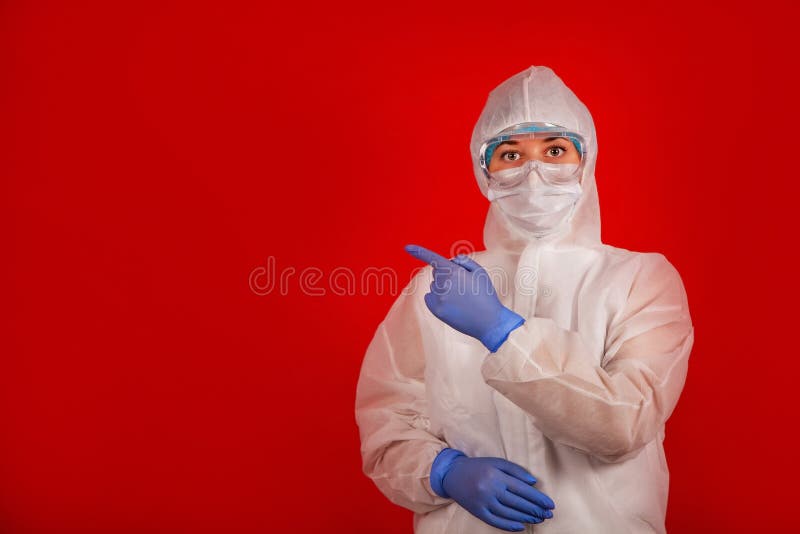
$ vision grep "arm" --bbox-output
[481,253,694,463]
[355,271,451,513]
[355,270,556,531]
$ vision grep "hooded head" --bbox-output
[470,66,601,251]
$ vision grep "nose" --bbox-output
[522,160,545,185]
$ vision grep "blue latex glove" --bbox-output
[430,448,556,532]
[405,244,525,352]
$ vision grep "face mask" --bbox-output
[487,161,583,237]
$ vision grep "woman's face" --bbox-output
[488,137,581,172]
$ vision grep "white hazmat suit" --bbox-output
[355,66,694,533]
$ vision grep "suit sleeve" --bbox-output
[480,253,694,463]
[355,270,452,513]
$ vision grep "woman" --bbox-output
[355,65,694,533]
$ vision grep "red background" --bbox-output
[2,1,793,532]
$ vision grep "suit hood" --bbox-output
[470,66,601,251]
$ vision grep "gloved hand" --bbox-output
[405,244,525,352]
[430,448,555,532]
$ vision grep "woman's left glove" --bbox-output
[430,448,555,532]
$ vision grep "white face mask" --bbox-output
[487,161,583,237]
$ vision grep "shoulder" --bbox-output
[611,248,690,312]
[585,245,689,307]
[595,244,682,277]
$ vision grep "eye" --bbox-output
[545,146,567,158]
[500,151,521,162]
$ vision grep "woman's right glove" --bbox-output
[430,448,556,532]
[404,244,525,352]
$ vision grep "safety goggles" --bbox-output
[479,122,586,190]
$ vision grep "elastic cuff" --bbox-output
[429,448,466,498]
[480,307,525,353]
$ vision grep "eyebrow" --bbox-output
[496,141,519,148]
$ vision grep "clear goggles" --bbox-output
[479,122,587,190]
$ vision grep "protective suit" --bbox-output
[355,66,694,533]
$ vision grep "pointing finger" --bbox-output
[404,244,452,269]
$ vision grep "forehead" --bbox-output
[496,137,572,147]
